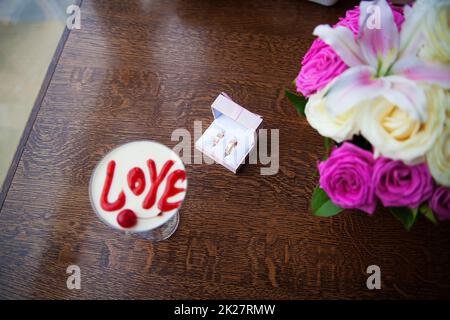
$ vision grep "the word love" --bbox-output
[100,159,186,213]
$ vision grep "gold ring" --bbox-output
[225,139,238,156]
[213,131,224,146]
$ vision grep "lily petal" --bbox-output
[313,25,365,67]
[324,65,386,115]
[381,75,428,121]
[398,2,427,60]
[393,59,450,89]
[358,0,400,74]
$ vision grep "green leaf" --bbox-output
[419,203,438,224]
[285,90,307,116]
[389,207,418,230]
[311,186,343,217]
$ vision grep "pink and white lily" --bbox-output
[313,0,450,121]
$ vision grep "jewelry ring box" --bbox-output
[195,93,263,173]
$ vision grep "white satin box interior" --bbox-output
[195,93,263,173]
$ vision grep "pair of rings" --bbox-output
[212,131,238,156]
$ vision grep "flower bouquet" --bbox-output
[287,0,450,229]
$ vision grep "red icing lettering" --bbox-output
[142,159,174,209]
[158,169,186,212]
[127,167,146,195]
[100,160,126,211]
[99,159,186,215]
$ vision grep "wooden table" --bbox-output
[1,0,449,299]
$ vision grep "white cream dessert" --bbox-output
[89,141,187,232]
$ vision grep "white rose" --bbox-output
[360,86,446,164]
[427,91,450,186]
[427,123,450,186]
[416,0,450,63]
[305,90,360,143]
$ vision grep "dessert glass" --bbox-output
[89,140,187,241]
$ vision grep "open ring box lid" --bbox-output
[195,93,263,173]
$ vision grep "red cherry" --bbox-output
[117,209,138,228]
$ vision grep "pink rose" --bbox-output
[295,4,404,97]
[373,158,434,208]
[295,39,347,97]
[429,187,450,221]
[318,143,377,214]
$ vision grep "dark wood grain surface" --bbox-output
[1,0,449,299]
